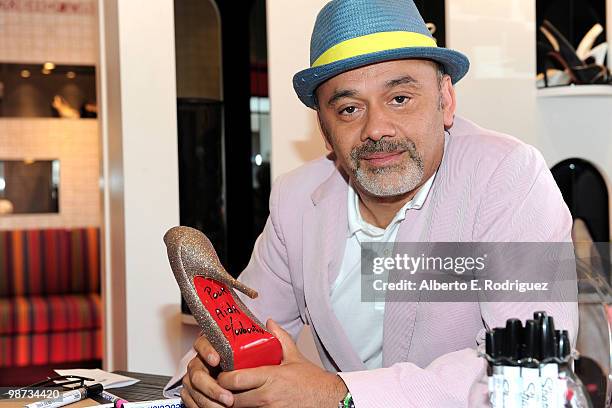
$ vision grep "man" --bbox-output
[174,0,578,406]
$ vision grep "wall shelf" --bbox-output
[181,313,198,326]
[537,84,612,97]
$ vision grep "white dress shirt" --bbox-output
[330,174,436,369]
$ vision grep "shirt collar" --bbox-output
[347,171,437,237]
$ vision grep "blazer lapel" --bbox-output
[302,168,366,372]
[381,132,450,367]
[381,216,421,367]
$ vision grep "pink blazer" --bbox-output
[235,116,578,407]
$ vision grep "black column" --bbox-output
[214,0,257,276]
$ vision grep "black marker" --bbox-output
[540,315,556,359]
[523,319,539,362]
[504,318,523,362]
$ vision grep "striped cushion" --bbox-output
[0,293,102,367]
[0,294,101,335]
[0,329,102,367]
[0,228,100,296]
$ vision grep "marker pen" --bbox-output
[538,315,558,408]
[502,318,523,408]
[25,384,103,408]
[486,328,505,407]
[521,319,540,408]
[555,330,571,404]
[100,390,129,408]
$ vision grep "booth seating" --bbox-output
[0,228,102,368]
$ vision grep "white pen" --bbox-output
[25,384,103,408]
[122,398,184,408]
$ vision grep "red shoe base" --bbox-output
[193,276,282,370]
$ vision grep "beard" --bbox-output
[348,137,424,197]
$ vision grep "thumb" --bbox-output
[267,319,303,362]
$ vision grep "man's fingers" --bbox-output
[181,374,226,408]
[217,367,270,392]
[187,353,209,375]
[180,383,199,408]
[230,387,274,408]
[194,335,220,367]
[266,319,302,362]
[186,357,234,407]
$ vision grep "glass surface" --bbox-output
[250,96,270,236]
[0,159,59,214]
[551,158,609,277]
[0,63,96,118]
[536,0,609,88]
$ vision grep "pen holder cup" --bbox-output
[472,352,594,408]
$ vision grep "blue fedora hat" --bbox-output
[293,0,470,109]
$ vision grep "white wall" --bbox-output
[0,0,98,65]
[266,0,328,180]
[447,0,538,147]
[0,119,100,229]
[99,0,183,374]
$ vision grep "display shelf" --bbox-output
[181,313,198,326]
[0,62,97,118]
[537,84,612,97]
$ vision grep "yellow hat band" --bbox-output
[312,31,437,68]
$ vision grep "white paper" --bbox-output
[163,348,196,398]
[521,367,541,407]
[54,369,139,389]
[488,366,504,408]
[539,363,559,408]
[502,366,522,408]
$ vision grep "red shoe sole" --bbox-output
[194,276,282,369]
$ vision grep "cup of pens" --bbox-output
[481,312,593,408]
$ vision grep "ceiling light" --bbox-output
[66,71,76,79]
[20,69,31,78]
[43,62,55,70]
[42,68,51,75]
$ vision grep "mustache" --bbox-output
[350,138,419,161]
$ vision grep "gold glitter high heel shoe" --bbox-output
[163,226,282,371]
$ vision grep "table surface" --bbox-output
[95,371,172,403]
[0,371,173,408]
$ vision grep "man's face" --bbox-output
[316,59,456,198]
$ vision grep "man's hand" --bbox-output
[216,319,348,407]
[182,335,234,408]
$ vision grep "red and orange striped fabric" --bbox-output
[0,329,102,367]
[0,228,100,296]
[0,294,102,367]
[0,227,102,367]
[0,294,101,335]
